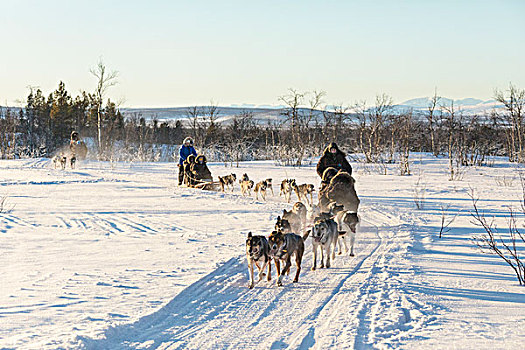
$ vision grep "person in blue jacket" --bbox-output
[178,137,197,185]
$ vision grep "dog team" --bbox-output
[246,142,360,288]
[52,153,76,170]
[218,172,314,203]
[51,131,87,170]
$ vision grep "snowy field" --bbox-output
[0,155,524,349]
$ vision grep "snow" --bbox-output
[0,155,524,349]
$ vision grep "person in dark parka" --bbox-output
[190,154,213,183]
[178,137,198,185]
[69,131,88,160]
[316,142,352,178]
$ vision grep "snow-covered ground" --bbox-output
[0,155,524,349]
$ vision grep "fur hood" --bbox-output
[321,167,339,184]
[186,154,196,164]
[330,169,355,185]
[183,137,194,145]
[323,142,345,156]
[195,154,207,164]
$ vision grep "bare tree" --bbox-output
[203,100,221,146]
[427,89,441,156]
[494,83,525,163]
[353,94,393,163]
[279,88,305,139]
[185,106,203,146]
[470,188,525,286]
[441,101,465,180]
[90,59,118,158]
[439,204,458,238]
[413,173,425,209]
[397,111,414,175]
[278,89,325,166]
[223,111,256,167]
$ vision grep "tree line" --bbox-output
[1,80,524,175]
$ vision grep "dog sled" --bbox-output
[193,179,222,191]
[182,154,221,191]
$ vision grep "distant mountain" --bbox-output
[397,97,503,115]
[2,95,504,126]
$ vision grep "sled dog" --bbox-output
[240,180,254,196]
[334,211,360,256]
[60,155,67,170]
[254,180,268,201]
[313,202,345,223]
[219,173,236,192]
[70,155,76,169]
[293,183,315,205]
[246,232,272,289]
[306,203,321,225]
[275,215,292,233]
[282,202,307,234]
[308,218,339,270]
[265,178,274,196]
[52,154,63,169]
[268,230,306,286]
[279,179,297,203]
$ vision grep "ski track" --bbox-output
[81,213,436,350]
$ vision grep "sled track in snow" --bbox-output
[80,214,434,349]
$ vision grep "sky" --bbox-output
[1,0,524,108]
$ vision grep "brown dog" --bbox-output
[293,183,315,206]
[219,173,236,192]
[268,230,306,286]
[254,180,268,201]
[279,179,297,203]
[240,180,254,196]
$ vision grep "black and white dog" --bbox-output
[275,215,292,233]
[246,232,272,289]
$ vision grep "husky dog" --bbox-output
[60,155,67,170]
[240,180,254,196]
[268,230,305,286]
[279,179,297,203]
[275,215,292,233]
[282,202,307,234]
[313,202,345,223]
[309,218,339,270]
[254,180,268,201]
[70,155,77,169]
[246,232,272,289]
[265,178,274,196]
[219,173,236,192]
[306,203,321,225]
[241,173,250,182]
[334,211,360,256]
[52,154,62,169]
[293,183,315,205]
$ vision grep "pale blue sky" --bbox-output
[1,0,523,107]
